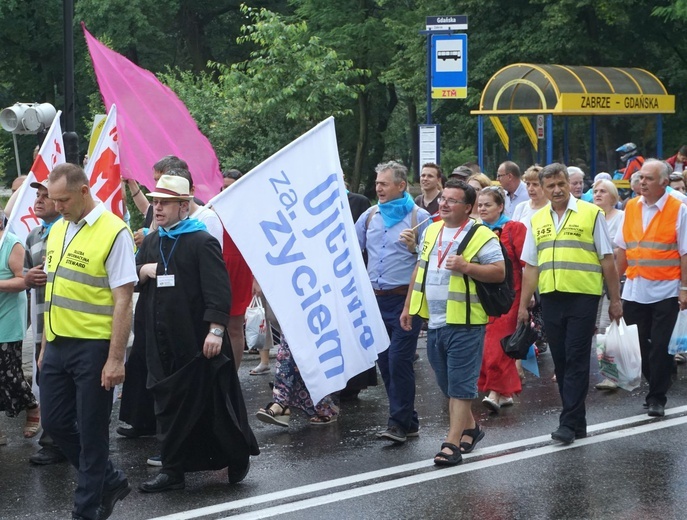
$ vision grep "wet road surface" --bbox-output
[3,340,687,519]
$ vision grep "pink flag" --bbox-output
[4,112,65,247]
[83,24,222,203]
[86,105,124,218]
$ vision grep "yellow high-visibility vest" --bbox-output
[531,200,603,295]
[44,211,130,341]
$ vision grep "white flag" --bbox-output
[3,111,65,247]
[85,105,123,218]
[209,117,389,404]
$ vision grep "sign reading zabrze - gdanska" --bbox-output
[556,93,675,114]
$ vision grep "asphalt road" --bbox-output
[3,339,687,520]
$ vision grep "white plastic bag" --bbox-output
[596,318,641,391]
[244,295,266,349]
[668,309,687,355]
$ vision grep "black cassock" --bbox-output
[137,228,259,477]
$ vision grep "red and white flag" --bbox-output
[3,111,65,246]
[86,105,123,218]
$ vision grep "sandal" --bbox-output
[460,424,485,454]
[434,442,462,466]
[249,364,271,376]
[256,402,290,427]
[24,406,40,439]
[309,415,338,425]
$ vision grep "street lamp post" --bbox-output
[0,102,57,175]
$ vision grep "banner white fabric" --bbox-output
[209,117,389,404]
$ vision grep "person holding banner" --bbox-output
[39,164,136,520]
[355,161,430,444]
[401,179,505,466]
[136,175,258,493]
[23,179,66,465]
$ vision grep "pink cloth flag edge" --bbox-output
[83,23,221,203]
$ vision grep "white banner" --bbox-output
[85,105,124,218]
[3,112,65,248]
[209,117,389,404]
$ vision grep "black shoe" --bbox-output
[29,447,67,465]
[647,403,665,417]
[574,429,587,440]
[96,478,130,520]
[228,460,250,484]
[551,426,575,445]
[139,473,185,493]
[116,426,155,438]
[376,425,407,443]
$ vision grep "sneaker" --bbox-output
[594,379,617,391]
[146,455,162,467]
[406,425,420,438]
[376,425,407,443]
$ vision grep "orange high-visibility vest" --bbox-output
[624,195,681,281]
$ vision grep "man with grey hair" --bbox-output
[615,159,687,417]
[355,161,431,443]
[496,161,527,217]
[567,166,586,199]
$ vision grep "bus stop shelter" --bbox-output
[471,64,675,174]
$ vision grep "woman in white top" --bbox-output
[592,179,624,390]
[511,165,547,225]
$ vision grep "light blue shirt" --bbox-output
[504,181,528,218]
[356,204,431,289]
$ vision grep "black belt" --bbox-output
[373,285,409,296]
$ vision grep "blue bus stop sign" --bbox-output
[430,34,467,99]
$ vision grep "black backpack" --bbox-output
[455,223,515,323]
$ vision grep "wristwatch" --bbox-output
[210,327,224,337]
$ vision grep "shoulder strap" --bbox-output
[365,205,379,230]
[456,222,482,256]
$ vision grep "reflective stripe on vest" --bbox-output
[44,211,130,341]
[531,200,603,295]
[624,195,681,281]
[409,220,495,325]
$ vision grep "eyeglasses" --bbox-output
[496,173,510,180]
[438,196,467,206]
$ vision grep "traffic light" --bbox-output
[0,103,57,134]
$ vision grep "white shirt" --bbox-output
[504,181,528,218]
[615,192,687,304]
[191,205,224,250]
[62,203,138,289]
[521,196,613,267]
[421,220,503,329]
[512,200,542,227]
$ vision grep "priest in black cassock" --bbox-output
[136,174,259,493]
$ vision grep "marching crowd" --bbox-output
[1,144,687,518]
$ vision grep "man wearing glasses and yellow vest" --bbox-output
[39,163,137,520]
[615,159,687,418]
[518,163,622,446]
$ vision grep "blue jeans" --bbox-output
[41,337,126,520]
[376,294,422,432]
[427,325,485,399]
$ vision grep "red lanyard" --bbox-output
[437,220,469,269]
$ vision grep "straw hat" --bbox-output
[146,175,193,200]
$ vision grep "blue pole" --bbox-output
[590,115,597,175]
[478,115,484,170]
[657,115,663,158]
[563,117,569,166]
[507,116,512,161]
[426,35,432,125]
[546,114,553,164]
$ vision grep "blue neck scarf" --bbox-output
[159,218,207,238]
[482,213,510,231]
[377,192,415,228]
[41,217,61,239]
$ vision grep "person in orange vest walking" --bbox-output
[615,159,687,417]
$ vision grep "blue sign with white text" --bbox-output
[431,34,467,99]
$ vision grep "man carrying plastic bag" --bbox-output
[615,159,687,418]
[596,319,641,391]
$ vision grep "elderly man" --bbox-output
[401,179,504,466]
[136,175,258,493]
[415,163,443,221]
[518,163,622,445]
[615,159,687,417]
[355,161,430,443]
[23,179,66,466]
[567,166,586,199]
[496,161,527,217]
[40,163,136,520]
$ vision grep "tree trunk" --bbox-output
[407,100,418,180]
[352,92,369,194]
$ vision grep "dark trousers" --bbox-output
[541,292,600,432]
[376,294,422,432]
[34,342,63,454]
[41,337,125,520]
[623,298,679,406]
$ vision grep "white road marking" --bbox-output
[147,406,687,520]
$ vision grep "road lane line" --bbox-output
[147,407,687,520]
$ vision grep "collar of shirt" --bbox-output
[509,181,527,200]
[70,202,106,229]
[638,190,670,210]
[547,194,578,216]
